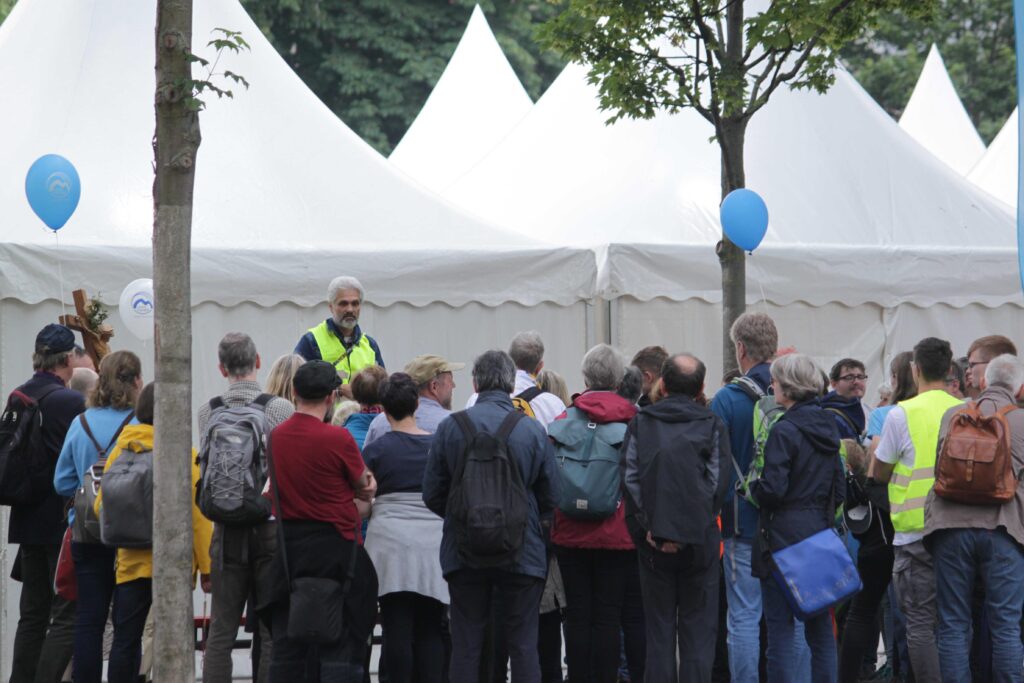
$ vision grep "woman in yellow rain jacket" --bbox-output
[94,382,212,683]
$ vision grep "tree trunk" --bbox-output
[717,117,747,375]
[717,0,748,376]
[153,1,200,681]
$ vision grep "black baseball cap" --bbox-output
[293,360,344,400]
[35,324,75,355]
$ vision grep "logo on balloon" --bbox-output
[131,294,154,316]
[46,173,72,200]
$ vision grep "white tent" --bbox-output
[969,107,1017,209]
[445,59,1021,394]
[389,5,533,194]
[899,44,985,175]
[0,0,597,675]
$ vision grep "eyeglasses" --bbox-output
[967,360,989,370]
[838,374,868,382]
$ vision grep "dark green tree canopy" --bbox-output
[841,0,1016,143]
[240,0,567,154]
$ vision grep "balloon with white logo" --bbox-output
[118,279,155,340]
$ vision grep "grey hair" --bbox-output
[327,276,364,303]
[984,354,1024,393]
[617,366,644,403]
[730,313,778,364]
[581,344,625,391]
[508,331,545,373]
[218,332,258,378]
[770,353,823,403]
[473,350,517,394]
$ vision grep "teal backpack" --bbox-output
[548,407,627,520]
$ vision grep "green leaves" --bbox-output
[183,27,252,112]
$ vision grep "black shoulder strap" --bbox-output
[79,414,104,456]
[209,396,226,411]
[251,393,274,410]
[105,412,135,455]
[496,410,525,443]
[452,411,476,440]
[825,407,860,435]
[266,433,290,587]
[515,386,542,403]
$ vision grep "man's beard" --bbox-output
[440,395,453,410]
[335,315,358,330]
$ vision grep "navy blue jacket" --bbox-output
[9,372,85,546]
[422,391,559,580]
[711,362,771,540]
[294,321,384,367]
[749,399,845,578]
[819,391,866,440]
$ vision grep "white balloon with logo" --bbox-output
[118,278,155,340]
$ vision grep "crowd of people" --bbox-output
[4,273,1024,683]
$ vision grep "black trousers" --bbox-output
[9,543,75,683]
[448,569,544,683]
[379,592,445,683]
[838,542,894,683]
[555,546,645,683]
[637,546,719,683]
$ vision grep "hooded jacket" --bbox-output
[820,391,867,440]
[550,391,637,550]
[622,394,732,554]
[95,424,213,585]
[711,362,771,540]
[749,399,845,578]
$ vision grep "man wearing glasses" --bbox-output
[821,358,872,442]
[965,335,1017,398]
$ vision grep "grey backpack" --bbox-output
[195,394,273,525]
[99,446,153,548]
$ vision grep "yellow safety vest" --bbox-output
[889,390,963,534]
[309,321,378,384]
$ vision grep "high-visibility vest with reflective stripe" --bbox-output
[308,321,377,384]
[889,390,963,534]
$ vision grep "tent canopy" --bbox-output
[0,0,595,308]
[445,59,1016,308]
[969,108,1017,210]
[389,5,533,195]
[898,44,985,175]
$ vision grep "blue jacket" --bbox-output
[422,391,559,580]
[54,406,136,523]
[749,399,845,578]
[819,391,866,440]
[343,412,376,451]
[711,362,771,540]
[294,321,384,367]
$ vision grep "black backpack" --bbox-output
[446,410,530,568]
[0,384,62,505]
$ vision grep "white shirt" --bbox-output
[465,369,566,429]
[874,406,922,546]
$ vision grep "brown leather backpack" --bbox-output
[934,400,1019,505]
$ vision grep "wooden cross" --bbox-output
[59,289,114,368]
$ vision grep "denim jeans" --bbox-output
[723,538,811,682]
[109,578,152,683]
[9,543,75,683]
[762,579,837,683]
[269,603,365,683]
[932,528,1024,683]
[70,542,116,683]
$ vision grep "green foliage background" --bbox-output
[0,0,1015,149]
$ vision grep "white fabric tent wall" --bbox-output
[899,44,986,175]
[389,5,533,194]
[0,0,598,676]
[969,108,1018,210]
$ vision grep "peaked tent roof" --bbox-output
[898,44,985,175]
[389,5,533,194]
[445,60,1016,308]
[969,107,1017,209]
[0,0,595,308]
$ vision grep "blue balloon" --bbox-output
[25,154,81,230]
[720,188,769,252]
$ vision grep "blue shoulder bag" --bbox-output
[769,484,861,620]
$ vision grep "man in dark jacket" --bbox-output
[623,353,731,683]
[9,325,85,683]
[423,350,559,683]
[820,358,871,441]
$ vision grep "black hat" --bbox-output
[843,502,873,536]
[35,324,75,355]
[293,360,343,400]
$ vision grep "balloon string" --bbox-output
[55,230,67,322]
[749,252,769,312]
